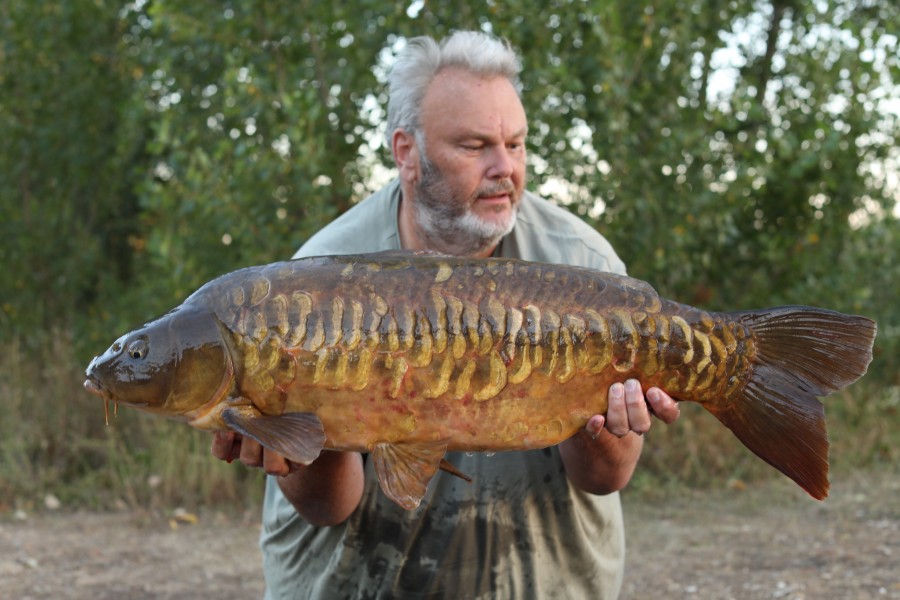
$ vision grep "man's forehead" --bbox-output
[424,68,519,100]
[421,69,527,133]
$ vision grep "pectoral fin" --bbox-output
[222,406,325,465]
[371,440,449,510]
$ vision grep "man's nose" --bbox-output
[486,146,514,179]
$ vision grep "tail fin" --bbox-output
[706,306,876,500]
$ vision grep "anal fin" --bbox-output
[223,406,325,465]
[371,439,449,510]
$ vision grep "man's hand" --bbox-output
[210,432,364,526]
[211,431,293,476]
[560,380,679,495]
[584,379,680,439]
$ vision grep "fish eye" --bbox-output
[126,338,149,360]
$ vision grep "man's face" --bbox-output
[410,68,528,256]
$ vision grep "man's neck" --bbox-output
[396,189,425,252]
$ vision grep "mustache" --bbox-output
[477,181,516,198]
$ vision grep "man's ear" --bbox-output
[392,129,419,184]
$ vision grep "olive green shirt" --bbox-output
[261,179,629,599]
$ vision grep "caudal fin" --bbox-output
[707,306,876,500]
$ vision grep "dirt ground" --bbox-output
[620,470,900,600]
[2,470,898,599]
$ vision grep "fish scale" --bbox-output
[84,250,876,509]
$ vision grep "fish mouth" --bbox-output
[83,376,118,425]
[83,377,105,398]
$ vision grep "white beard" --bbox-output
[413,158,518,256]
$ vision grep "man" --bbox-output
[212,31,679,599]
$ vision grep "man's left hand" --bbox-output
[584,379,679,439]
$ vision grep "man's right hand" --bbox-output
[211,431,293,476]
[211,432,365,526]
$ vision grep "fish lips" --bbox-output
[83,365,121,425]
[83,374,108,399]
[83,358,114,402]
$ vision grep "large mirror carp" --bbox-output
[84,251,876,509]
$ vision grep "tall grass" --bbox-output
[1,328,895,511]
[0,330,264,513]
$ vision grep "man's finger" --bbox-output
[647,387,680,424]
[264,450,292,477]
[585,414,606,439]
[624,379,651,435]
[605,382,629,437]
[239,437,265,469]
[211,431,239,463]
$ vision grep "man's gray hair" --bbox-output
[385,30,523,149]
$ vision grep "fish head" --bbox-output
[84,306,232,419]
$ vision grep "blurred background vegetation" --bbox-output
[1,0,898,512]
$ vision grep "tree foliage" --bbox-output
[0,1,143,339]
[2,0,897,376]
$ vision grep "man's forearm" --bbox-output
[277,450,365,527]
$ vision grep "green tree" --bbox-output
[0,0,144,343]
[116,2,412,313]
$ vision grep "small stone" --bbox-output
[44,494,62,511]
